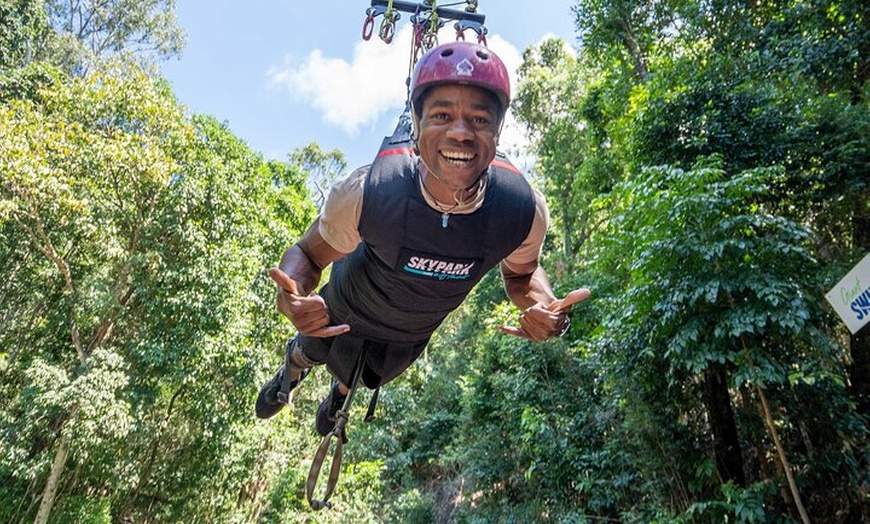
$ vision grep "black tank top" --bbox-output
[324,145,536,343]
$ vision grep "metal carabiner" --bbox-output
[379,0,400,44]
[306,410,349,510]
[362,14,375,41]
[423,31,438,51]
[413,20,425,48]
[379,18,396,43]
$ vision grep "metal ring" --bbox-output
[362,15,375,41]
[557,316,571,338]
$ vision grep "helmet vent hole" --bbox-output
[441,49,454,57]
[476,50,489,60]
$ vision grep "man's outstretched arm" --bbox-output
[499,261,590,341]
[269,218,351,338]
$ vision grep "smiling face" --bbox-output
[416,84,501,198]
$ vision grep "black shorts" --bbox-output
[297,333,428,389]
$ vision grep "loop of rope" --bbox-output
[422,1,440,51]
[379,0,398,43]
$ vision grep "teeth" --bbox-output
[442,151,474,164]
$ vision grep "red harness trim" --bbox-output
[376,147,415,158]
[490,159,521,175]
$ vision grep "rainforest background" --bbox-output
[0,0,868,522]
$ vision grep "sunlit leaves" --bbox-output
[43,0,185,75]
[0,59,319,522]
[0,0,48,68]
[597,163,826,385]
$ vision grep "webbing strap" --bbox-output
[276,340,297,405]
[305,350,367,511]
[365,387,379,422]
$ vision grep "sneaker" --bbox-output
[316,379,348,436]
[255,365,310,419]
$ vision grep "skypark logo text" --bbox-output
[404,256,476,281]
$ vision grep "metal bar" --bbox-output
[370,0,485,24]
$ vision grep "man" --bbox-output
[256,41,589,435]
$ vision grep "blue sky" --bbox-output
[161,1,579,171]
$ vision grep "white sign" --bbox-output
[825,253,870,334]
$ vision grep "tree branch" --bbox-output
[13,207,86,364]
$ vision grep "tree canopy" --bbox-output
[1,0,867,522]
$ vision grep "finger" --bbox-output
[307,324,351,338]
[276,292,313,318]
[295,308,330,324]
[497,324,531,340]
[518,310,542,332]
[518,315,548,342]
[269,267,300,295]
[547,288,591,313]
[521,305,558,330]
[293,310,334,333]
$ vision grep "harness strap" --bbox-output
[277,340,300,404]
[365,387,380,422]
[305,350,367,511]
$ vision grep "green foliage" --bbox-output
[626,62,795,172]
[506,0,868,520]
[514,38,621,255]
[290,141,347,211]
[2,0,869,520]
[759,0,869,92]
[0,59,319,523]
[0,0,49,68]
[0,61,65,103]
[50,496,111,524]
[684,481,779,523]
[43,0,185,75]
[381,488,435,524]
[596,162,824,381]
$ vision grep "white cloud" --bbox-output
[267,26,414,135]
[267,27,529,143]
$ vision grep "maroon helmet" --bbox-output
[410,42,510,123]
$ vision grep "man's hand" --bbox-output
[497,288,590,342]
[269,268,350,338]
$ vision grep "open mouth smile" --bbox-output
[440,150,476,167]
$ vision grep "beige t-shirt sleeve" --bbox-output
[317,166,368,254]
[502,187,550,271]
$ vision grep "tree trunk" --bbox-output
[618,19,648,79]
[703,364,746,486]
[848,325,869,415]
[848,209,870,415]
[33,433,70,524]
[757,387,811,524]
